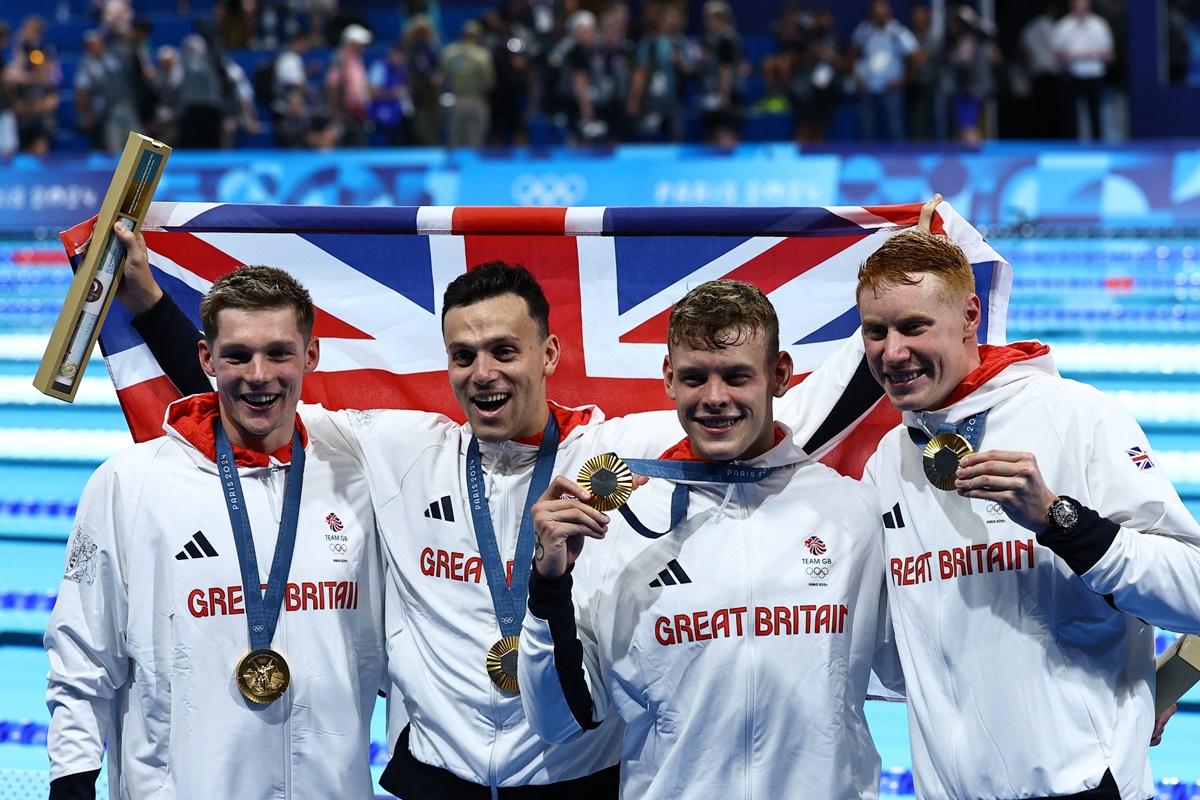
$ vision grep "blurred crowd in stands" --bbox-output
[0,0,1129,155]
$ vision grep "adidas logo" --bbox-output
[649,559,691,588]
[423,495,455,523]
[175,531,219,560]
[882,503,906,530]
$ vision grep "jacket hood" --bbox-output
[904,341,1058,434]
[163,392,310,468]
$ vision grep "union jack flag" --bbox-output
[60,202,1011,478]
[1126,446,1155,470]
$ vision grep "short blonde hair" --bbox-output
[668,279,779,355]
[200,265,315,343]
[857,230,975,304]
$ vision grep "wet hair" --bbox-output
[200,265,315,342]
[668,279,779,356]
[441,262,551,339]
[856,229,975,304]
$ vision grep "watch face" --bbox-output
[1051,499,1079,530]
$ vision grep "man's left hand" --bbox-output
[955,450,1058,533]
[1152,703,1177,746]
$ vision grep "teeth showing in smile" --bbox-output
[243,393,279,407]
[888,371,922,385]
[473,393,511,411]
[699,418,739,429]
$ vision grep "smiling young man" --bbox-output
[857,230,1200,800]
[518,280,900,799]
[44,266,385,799]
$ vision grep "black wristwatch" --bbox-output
[1046,496,1082,535]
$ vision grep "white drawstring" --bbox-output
[714,482,736,521]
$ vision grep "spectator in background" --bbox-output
[74,31,110,150]
[6,16,60,155]
[907,4,945,141]
[594,6,635,144]
[789,6,842,144]
[402,15,442,146]
[83,18,150,153]
[220,52,260,147]
[1019,1,1063,139]
[945,4,999,144]
[325,22,373,147]
[176,34,226,148]
[263,30,312,122]
[0,22,16,158]
[628,3,693,142]
[369,38,411,146]
[697,0,745,148]
[761,3,803,110]
[150,45,181,145]
[441,19,495,149]
[849,0,919,142]
[217,0,257,50]
[486,0,534,146]
[276,84,337,148]
[1053,0,1113,141]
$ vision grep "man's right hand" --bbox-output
[532,475,610,579]
[917,192,942,233]
[113,222,163,316]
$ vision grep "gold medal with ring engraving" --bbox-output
[577,454,634,511]
[486,636,521,693]
[236,648,290,704]
[922,433,973,491]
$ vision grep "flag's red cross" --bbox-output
[804,536,827,556]
[326,513,344,532]
[1125,447,1155,470]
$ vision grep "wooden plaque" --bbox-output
[34,131,171,401]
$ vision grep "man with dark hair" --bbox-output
[519,279,899,797]
[857,228,1200,799]
[45,264,385,799]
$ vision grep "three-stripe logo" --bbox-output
[175,531,219,560]
[648,559,691,588]
[882,503,905,530]
[423,496,455,523]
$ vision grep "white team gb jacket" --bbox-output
[45,395,385,799]
[519,430,899,799]
[864,344,1200,800]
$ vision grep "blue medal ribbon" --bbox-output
[616,458,781,540]
[466,413,559,638]
[215,421,306,652]
[907,409,990,451]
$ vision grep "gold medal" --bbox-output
[922,433,973,491]
[577,454,634,511]
[236,648,290,704]
[486,636,521,693]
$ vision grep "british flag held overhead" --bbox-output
[60,202,1011,478]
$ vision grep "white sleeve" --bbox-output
[44,462,132,781]
[1049,389,1200,633]
[590,409,684,460]
[775,335,874,454]
[518,559,611,745]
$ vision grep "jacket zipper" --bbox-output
[738,483,755,800]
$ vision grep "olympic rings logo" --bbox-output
[806,566,830,579]
[985,503,1005,516]
[511,173,587,206]
[329,543,348,554]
